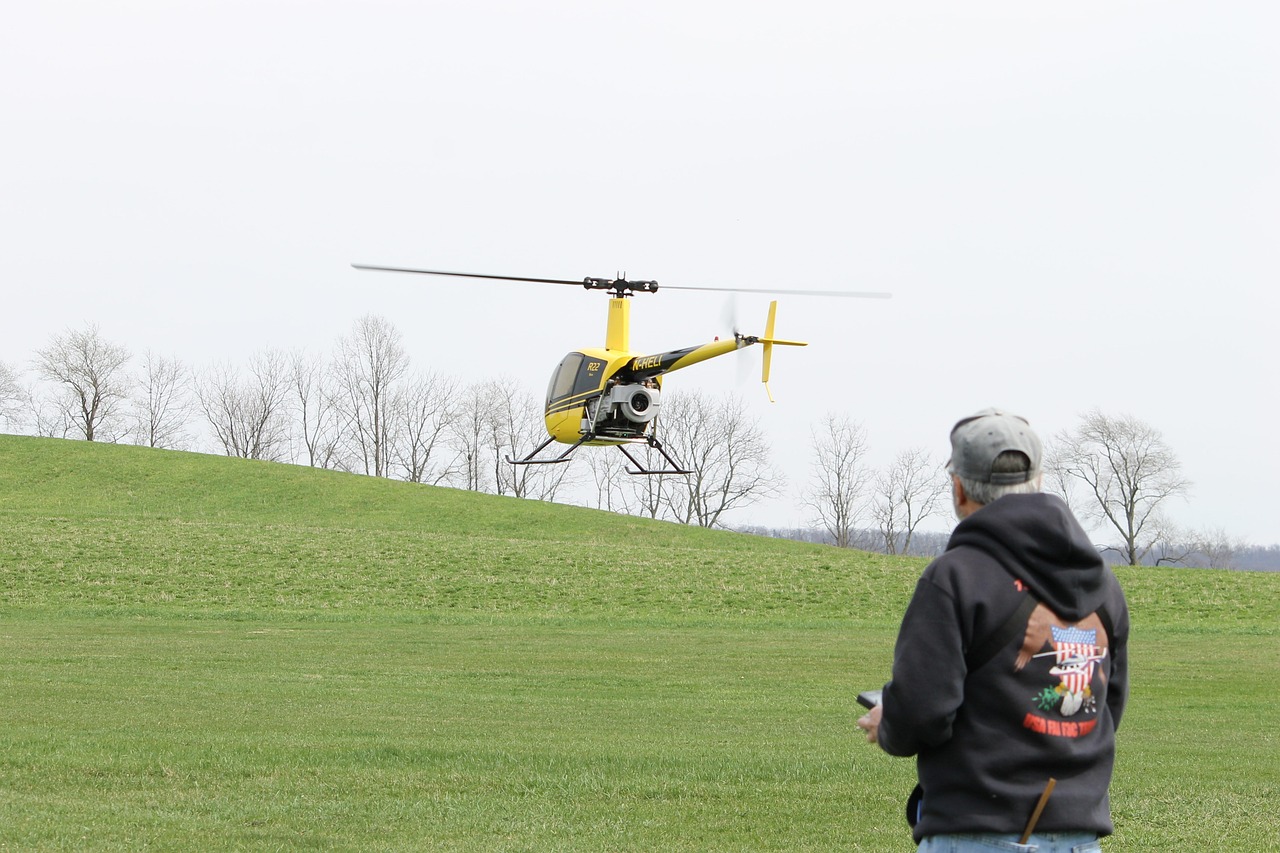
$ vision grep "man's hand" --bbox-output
[856,702,882,744]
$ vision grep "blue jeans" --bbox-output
[918,833,1101,853]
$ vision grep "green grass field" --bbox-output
[1,435,1276,851]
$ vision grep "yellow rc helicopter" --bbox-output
[352,264,890,474]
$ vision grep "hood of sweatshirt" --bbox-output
[945,492,1108,622]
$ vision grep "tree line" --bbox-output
[0,319,1260,568]
[787,410,1255,569]
[0,318,784,526]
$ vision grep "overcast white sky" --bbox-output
[3,1,1277,545]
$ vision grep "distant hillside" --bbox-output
[0,435,919,620]
[743,526,1280,572]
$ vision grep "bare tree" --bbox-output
[484,380,576,501]
[624,446,673,520]
[1146,516,1198,567]
[654,390,784,528]
[24,386,69,438]
[872,447,946,555]
[1188,527,1247,570]
[392,370,459,485]
[586,447,630,512]
[291,350,341,469]
[332,315,408,478]
[0,361,22,429]
[132,351,194,449]
[196,350,291,460]
[448,381,496,493]
[802,413,873,548]
[1048,409,1191,566]
[32,325,132,441]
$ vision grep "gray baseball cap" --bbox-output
[948,408,1043,484]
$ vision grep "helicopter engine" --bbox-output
[610,382,660,423]
[585,381,661,438]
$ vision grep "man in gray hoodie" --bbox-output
[858,408,1129,852]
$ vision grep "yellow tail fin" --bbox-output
[760,300,807,402]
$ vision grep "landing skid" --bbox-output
[616,439,691,475]
[505,434,690,475]
[504,435,585,466]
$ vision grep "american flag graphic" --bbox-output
[1050,625,1102,694]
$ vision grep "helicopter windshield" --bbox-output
[546,352,612,414]
[547,353,585,402]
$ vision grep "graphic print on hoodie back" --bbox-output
[1014,595,1113,736]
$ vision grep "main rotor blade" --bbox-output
[352,264,893,299]
[351,264,585,287]
[660,284,892,299]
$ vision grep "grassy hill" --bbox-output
[0,434,923,620]
[1,435,1276,851]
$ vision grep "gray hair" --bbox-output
[954,450,1042,506]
